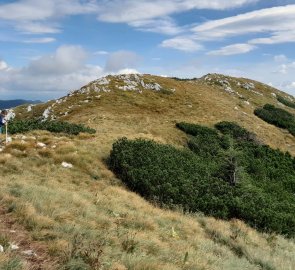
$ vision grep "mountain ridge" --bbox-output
[0,99,42,109]
[13,73,295,155]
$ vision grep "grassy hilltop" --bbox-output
[0,74,295,270]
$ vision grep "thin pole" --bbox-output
[5,122,8,144]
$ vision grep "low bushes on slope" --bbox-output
[8,119,96,135]
[214,121,259,143]
[109,137,235,218]
[254,104,295,136]
[176,122,228,158]
[109,122,295,237]
[277,95,295,109]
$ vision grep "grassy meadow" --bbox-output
[1,74,294,269]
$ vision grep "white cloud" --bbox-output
[277,64,288,74]
[0,0,97,34]
[0,61,8,71]
[161,5,295,54]
[0,64,104,100]
[26,45,88,75]
[23,37,56,44]
[97,0,258,23]
[0,0,97,21]
[0,0,260,36]
[0,0,54,21]
[104,51,141,72]
[0,45,103,99]
[192,5,295,43]
[0,47,144,100]
[207,43,256,56]
[274,54,288,63]
[117,68,140,75]
[286,82,295,90]
[161,37,203,52]
[16,22,61,34]
[249,31,295,45]
[95,0,258,34]
[274,60,295,74]
[129,17,182,35]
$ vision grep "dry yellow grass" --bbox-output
[0,130,294,270]
[1,74,294,269]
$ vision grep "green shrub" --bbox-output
[277,95,295,109]
[171,77,197,81]
[176,122,219,137]
[109,123,295,237]
[254,104,295,136]
[109,137,235,218]
[215,121,259,143]
[8,119,96,135]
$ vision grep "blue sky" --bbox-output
[0,0,295,100]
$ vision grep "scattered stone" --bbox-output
[271,93,277,97]
[37,142,46,148]
[0,245,4,252]
[10,243,19,250]
[225,86,234,93]
[96,77,110,85]
[6,110,15,121]
[242,82,255,90]
[42,107,51,120]
[22,250,37,256]
[62,162,73,169]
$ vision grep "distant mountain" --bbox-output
[0,99,42,109]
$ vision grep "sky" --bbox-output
[0,0,295,100]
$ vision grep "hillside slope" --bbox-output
[1,73,295,270]
[14,73,295,155]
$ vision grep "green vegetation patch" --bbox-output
[171,77,197,81]
[8,119,96,135]
[109,122,295,237]
[254,104,295,136]
[215,121,260,143]
[277,95,295,109]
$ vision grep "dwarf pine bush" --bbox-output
[254,104,295,136]
[109,122,295,236]
[277,95,295,109]
[8,119,96,135]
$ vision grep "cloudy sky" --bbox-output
[0,0,295,100]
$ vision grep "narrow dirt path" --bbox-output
[0,207,57,270]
